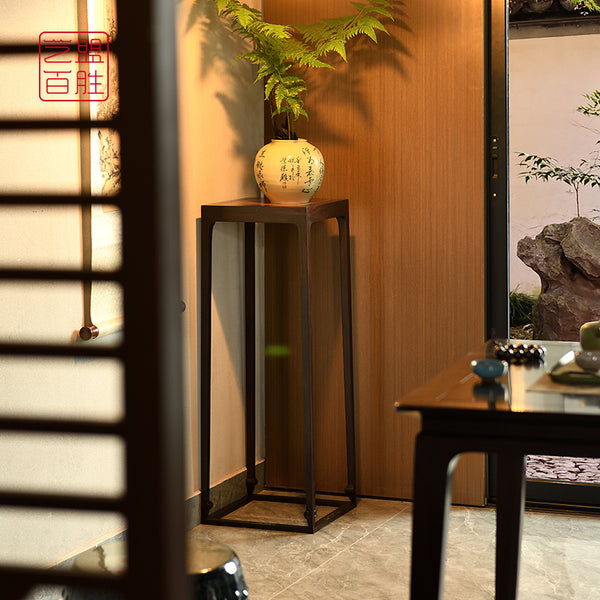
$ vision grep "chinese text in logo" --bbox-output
[39,31,109,102]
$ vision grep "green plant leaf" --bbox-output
[316,39,348,61]
[210,0,393,127]
[264,74,279,100]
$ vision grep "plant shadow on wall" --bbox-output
[183,0,262,400]
[300,3,411,145]
[516,90,600,341]
[208,0,399,138]
[185,0,264,193]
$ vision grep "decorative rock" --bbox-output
[532,292,596,342]
[517,217,600,341]
[563,218,600,280]
[509,0,525,14]
[526,0,553,12]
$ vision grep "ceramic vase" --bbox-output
[253,139,324,204]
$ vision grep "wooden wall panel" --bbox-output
[264,0,486,503]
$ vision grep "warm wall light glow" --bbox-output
[0,0,126,569]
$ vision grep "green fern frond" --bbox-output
[288,99,309,121]
[272,96,308,121]
[248,56,286,80]
[314,39,348,61]
[296,55,334,69]
[214,0,232,13]
[273,81,306,111]
[211,0,393,137]
[218,2,261,26]
[264,74,278,100]
[275,37,311,60]
[298,17,352,44]
[252,21,293,40]
[359,4,393,19]
[233,8,261,28]
[279,75,306,89]
[357,15,390,34]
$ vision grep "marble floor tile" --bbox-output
[519,510,600,600]
[191,498,409,599]
[190,498,600,600]
[261,506,413,600]
[22,498,600,600]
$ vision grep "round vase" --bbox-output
[254,139,324,204]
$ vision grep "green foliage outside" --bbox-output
[509,289,537,326]
[518,90,600,218]
[578,89,600,117]
[509,289,538,339]
[517,1,600,218]
[212,0,393,138]
[584,0,600,11]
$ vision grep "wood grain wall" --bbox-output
[263,0,487,503]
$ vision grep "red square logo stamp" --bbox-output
[39,31,109,102]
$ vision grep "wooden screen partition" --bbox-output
[0,1,187,598]
[263,0,487,504]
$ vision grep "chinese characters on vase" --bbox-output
[254,139,324,204]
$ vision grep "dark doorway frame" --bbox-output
[485,0,510,342]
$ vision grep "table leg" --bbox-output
[297,220,316,531]
[200,218,215,519]
[244,223,257,495]
[411,433,460,600]
[495,452,526,600]
[337,214,356,502]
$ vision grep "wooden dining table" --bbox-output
[394,340,600,600]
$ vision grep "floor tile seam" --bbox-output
[268,505,408,599]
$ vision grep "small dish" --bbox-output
[470,359,508,381]
[549,350,600,385]
[575,351,600,373]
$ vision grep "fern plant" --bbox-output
[213,0,393,139]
